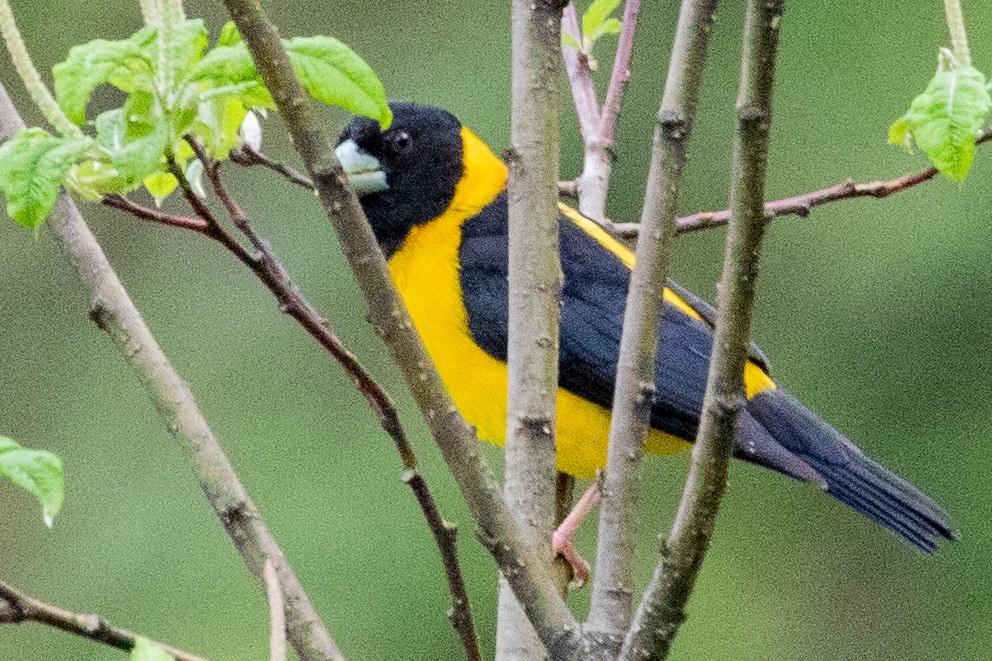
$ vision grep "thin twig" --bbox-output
[1,76,345,661]
[0,579,207,661]
[231,145,314,190]
[607,131,991,238]
[561,3,599,141]
[598,0,642,144]
[264,560,287,661]
[497,0,566,657]
[620,1,785,658]
[185,138,482,661]
[221,1,584,657]
[102,194,208,232]
[586,0,718,653]
[562,1,642,220]
[403,470,482,661]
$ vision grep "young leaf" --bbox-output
[187,43,274,111]
[561,31,581,51]
[189,43,258,88]
[0,436,64,527]
[217,20,242,48]
[52,37,149,125]
[131,637,174,661]
[0,129,93,228]
[285,36,391,128]
[582,0,622,39]
[889,49,992,182]
[144,171,179,204]
[587,17,622,43]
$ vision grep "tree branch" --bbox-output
[0,81,344,661]
[497,0,566,658]
[264,560,287,661]
[220,1,583,657]
[0,580,207,661]
[620,1,785,658]
[181,142,483,661]
[586,0,718,653]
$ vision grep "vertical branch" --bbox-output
[0,82,344,661]
[585,0,719,652]
[620,1,785,658]
[220,1,584,657]
[497,0,566,658]
[598,0,642,145]
[562,3,600,141]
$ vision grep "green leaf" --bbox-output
[561,31,581,51]
[285,36,391,128]
[52,37,149,125]
[144,171,178,203]
[0,129,93,228]
[217,20,242,48]
[890,50,992,182]
[190,43,256,86]
[189,96,249,160]
[0,436,64,527]
[582,0,621,39]
[888,116,912,150]
[131,637,174,661]
[587,17,622,42]
[116,92,170,182]
[187,43,274,110]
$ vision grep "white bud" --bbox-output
[239,110,263,151]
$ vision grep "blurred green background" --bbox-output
[1,1,990,659]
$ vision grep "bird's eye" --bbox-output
[387,130,412,153]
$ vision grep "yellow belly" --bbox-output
[388,212,689,480]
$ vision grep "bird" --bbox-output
[334,101,955,580]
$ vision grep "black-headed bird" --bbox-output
[335,102,955,580]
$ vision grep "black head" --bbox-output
[336,102,465,256]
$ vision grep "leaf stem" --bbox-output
[139,0,162,25]
[0,0,81,137]
[943,0,971,67]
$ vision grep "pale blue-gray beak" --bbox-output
[334,139,388,196]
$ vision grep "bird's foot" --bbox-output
[552,528,591,588]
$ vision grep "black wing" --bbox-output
[459,193,719,441]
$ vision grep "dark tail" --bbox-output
[736,387,957,552]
